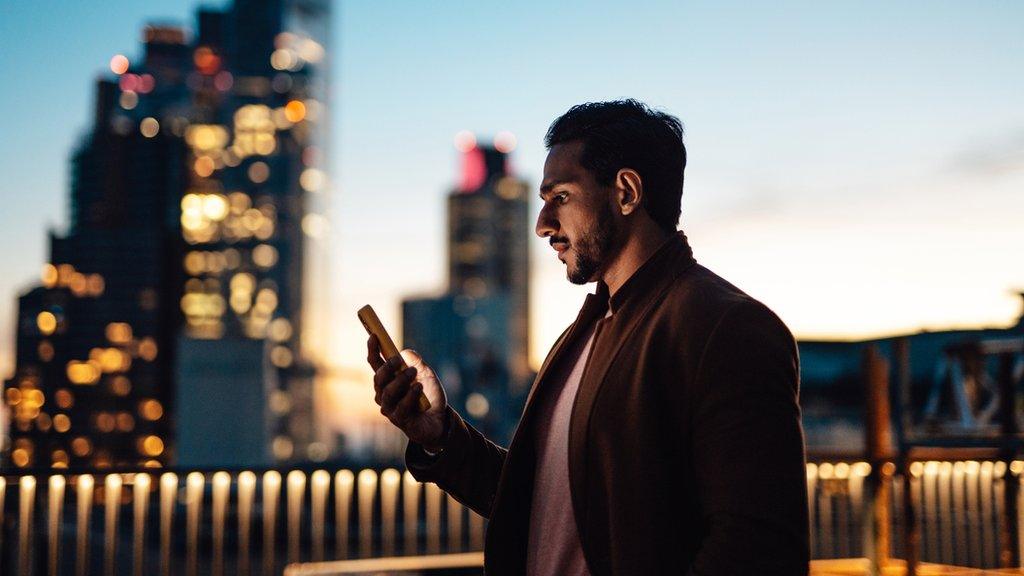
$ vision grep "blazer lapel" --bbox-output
[513,290,609,444]
[567,234,698,533]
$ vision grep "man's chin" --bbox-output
[566,264,590,285]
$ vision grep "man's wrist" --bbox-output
[421,409,452,455]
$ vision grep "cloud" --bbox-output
[951,129,1024,177]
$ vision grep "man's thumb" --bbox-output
[400,349,425,368]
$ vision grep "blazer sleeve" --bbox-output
[686,300,810,576]
[405,405,508,518]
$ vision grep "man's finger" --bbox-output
[373,355,405,394]
[390,381,423,427]
[381,367,415,411]
[366,335,385,371]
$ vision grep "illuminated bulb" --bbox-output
[270,346,293,368]
[139,435,164,457]
[818,462,834,479]
[160,473,177,492]
[104,319,132,342]
[248,162,270,184]
[910,461,924,477]
[299,168,325,192]
[273,437,294,460]
[53,414,71,433]
[337,470,355,492]
[302,213,328,238]
[139,399,164,421]
[270,49,295,71]
[284,100,306,123]
[805,463,817,479]
[298,38,325,63]
[381,469,400,489]
[37,311,57,335]
[140,117,160,138]
[454,130,476,152]
[268,318,292,342]
[494,131,517,153]
[994,461,1007,479]
[834,462,850,479]
[71,437,92,457]
[465,392,490,418]
[86,274,105,296]
[110,54,130,75]
[252,244,278,268]
[120,91,138,110]
[138,338,158,361]
[358,469,377,488]
[41,264,59,287]
[194,156,215,178]
[201,194,229,220]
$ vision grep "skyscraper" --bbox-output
[402,135,531,442]
[3,0,331,469]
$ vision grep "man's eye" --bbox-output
[555,193,568,204]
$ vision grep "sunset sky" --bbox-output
[2,1,1022,424]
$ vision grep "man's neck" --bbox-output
[601,224,674,298]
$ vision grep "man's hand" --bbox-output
[367,335,449,452]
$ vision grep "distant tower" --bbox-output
[3,0,331,470]
[402,133,531,443]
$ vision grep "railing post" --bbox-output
[18,475,37,576]
[49,475,66,576]
[864,345,894,575]
[998,352,1020,568]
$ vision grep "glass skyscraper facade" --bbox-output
[3,0,331,469]
[402,140,532,443]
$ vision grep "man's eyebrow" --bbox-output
[539,178,571,195]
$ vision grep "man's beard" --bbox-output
[567,202,617,285]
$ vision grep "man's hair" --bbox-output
[544,99,686,233]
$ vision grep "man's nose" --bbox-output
[535,204,557,238]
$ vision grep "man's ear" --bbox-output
[615,168,643,216]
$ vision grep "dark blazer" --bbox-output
[407,232,809,575]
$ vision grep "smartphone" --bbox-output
[358,304,431,413]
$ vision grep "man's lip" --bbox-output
[551,242,569,254]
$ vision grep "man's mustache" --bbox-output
[549,237,569,247]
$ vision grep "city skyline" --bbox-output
[2,0,332,467]
[3,1,1023,443]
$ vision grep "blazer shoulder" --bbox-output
[661,263,794,347]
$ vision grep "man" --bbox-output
[367,100,809,575]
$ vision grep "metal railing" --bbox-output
[1,458,1021,574]
[0,466,485,575]
[807,458,1024,569]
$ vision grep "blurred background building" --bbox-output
[402,135,532,444]
[799,294,1024,454]
[2,0,331,470]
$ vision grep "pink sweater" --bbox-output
[525,321,598,576]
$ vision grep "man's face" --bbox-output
[536,142,620,285]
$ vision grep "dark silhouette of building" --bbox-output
[799,295,1024,453]
[402,138,532,443]
[3,0,330,470]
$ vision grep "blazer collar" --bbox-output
[594,230,695,316]
[514,231,696,429]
